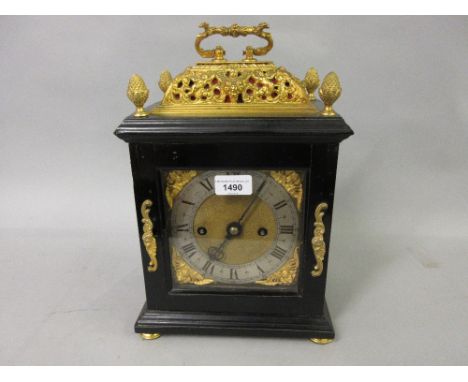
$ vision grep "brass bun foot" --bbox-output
[140,333,161,340]
[309,338,334,345]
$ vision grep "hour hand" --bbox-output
[208,243,226,260]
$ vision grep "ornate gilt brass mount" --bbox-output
[195,22,273,62]
[141,200,158,272]
[127,74,149,117]
[172,248,214,285]
[319,72,341,116]
[165,170,198,208]
[150,23,324,118]
[311,202,328,277]
[304,67,320,102]
[256,247,299,286]
[125,24,344,118]
[156,62,309,108]
[158,70,173,93]
[270,170,303,210]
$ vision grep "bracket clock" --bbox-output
[115,23,353,343]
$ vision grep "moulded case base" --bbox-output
[134,300,334,339]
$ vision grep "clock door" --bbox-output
[130,141,336,317]
[165,169,305,294]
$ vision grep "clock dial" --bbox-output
[170,170,299,284]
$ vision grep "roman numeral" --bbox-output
[256,264,265,274]
[279,225,294,234]
[273,200,287,210]
[176,224,189,232]
[230,268,239,280]
[271,245,287,260]
[182,242,196,253]
[182,200,195,206]
[202,260,215,274]
[181,242,196,258]
[199,178,213,192]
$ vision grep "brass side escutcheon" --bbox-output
[141,199,157,272]
[311,202,328,277]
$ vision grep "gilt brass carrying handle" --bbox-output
[311,203,328,277]
[195,22,273,62]
[141,200,158,272]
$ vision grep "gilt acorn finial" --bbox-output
[158,70,173,93]
[319,72,341,116]
[304,67,320,101]
[127,74,149,117]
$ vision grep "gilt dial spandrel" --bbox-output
[167,170,304,292]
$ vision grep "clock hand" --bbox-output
[208,237,229,260]
[237,178,267,225]
[209,178,267,261]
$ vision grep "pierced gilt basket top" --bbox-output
[127,23,342,118]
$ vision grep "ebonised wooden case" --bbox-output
[115,114,353,340]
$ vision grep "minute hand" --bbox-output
[237,178,267,224]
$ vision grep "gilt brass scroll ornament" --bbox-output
[311,202,328,277]
[141,199,157,272]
